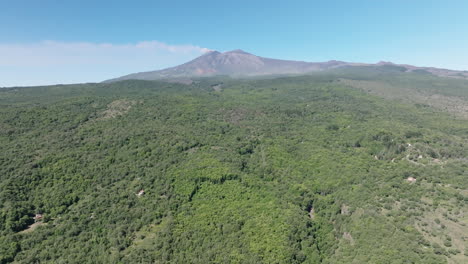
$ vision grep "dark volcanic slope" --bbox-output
[105,49,468,82]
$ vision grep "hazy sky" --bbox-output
[1,0,467,87]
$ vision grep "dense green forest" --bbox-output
[0,69,467,263]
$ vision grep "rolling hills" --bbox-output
[0,67,467,263]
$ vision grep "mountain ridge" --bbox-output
[104,49,468,82]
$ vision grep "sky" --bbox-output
[1,0,467,87]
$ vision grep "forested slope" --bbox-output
[0,72,467,263]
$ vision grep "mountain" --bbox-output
[105,49,468,82]
[104,49,355,82]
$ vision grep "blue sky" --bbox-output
[1,0,467,86]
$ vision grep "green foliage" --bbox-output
[0,73,467,263]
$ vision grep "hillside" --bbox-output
[104,50,468,82]
[1,71,468,263]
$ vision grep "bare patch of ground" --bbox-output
[309,207,315,219]
[186,147,199,154]
[341,204,351,215]
[211,84,222,91]
[99,99,137,120]
[342,232,355,245]
[210,146,223,151]
[18,222,46,234]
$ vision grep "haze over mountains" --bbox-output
[105,49,468,82]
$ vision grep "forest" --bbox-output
[0,69,467,263]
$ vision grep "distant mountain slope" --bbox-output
[104,49,355,82]
[104,49,468,82]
